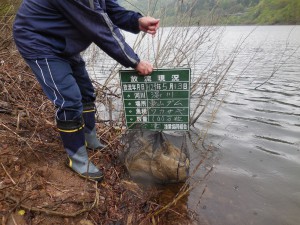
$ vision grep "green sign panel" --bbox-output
[120,68,191,131]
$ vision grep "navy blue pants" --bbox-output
[25,57,95,121]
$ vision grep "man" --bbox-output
[13,0,159,181]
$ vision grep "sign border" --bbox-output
[119,68,191,131]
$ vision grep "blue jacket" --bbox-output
[13,0,142,68]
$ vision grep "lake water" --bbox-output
[86,25,300,225]
[188,26,300,225]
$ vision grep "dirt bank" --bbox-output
[0,54,195,224]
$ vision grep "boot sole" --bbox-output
[65,159,104,182]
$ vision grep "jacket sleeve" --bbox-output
[105,0,143,34]
[53,0,140,68]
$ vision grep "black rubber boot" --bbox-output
[57,118,103,182]
[83,103,106,150]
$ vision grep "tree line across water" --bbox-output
[119,0,300,25]
[1,0,299,25]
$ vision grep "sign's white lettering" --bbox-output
[120,69,190,131]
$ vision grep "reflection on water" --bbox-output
[189,26,300,225]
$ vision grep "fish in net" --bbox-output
[121,130,190,184]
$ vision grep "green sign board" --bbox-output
[120,68,191,131]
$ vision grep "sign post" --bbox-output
[120,68,191,131]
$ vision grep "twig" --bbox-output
[0,122,40,159]
[1,163,16,185]
[11,214,17,225]
[148,167,213,218]
[45,181,69,193]
[255,28,300,89]
[5,182,99,217]
[195,185,208,208]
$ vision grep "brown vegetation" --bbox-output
[0,12,198,225]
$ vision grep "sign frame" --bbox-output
[120,68,191,131]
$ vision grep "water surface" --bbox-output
[189,26,300,225]
[86,25,300,225]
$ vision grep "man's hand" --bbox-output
[138,16,160,35]
[135,60,153,76]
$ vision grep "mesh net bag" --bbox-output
[122,130,190,184]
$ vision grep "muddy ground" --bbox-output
[0,56,195,225]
